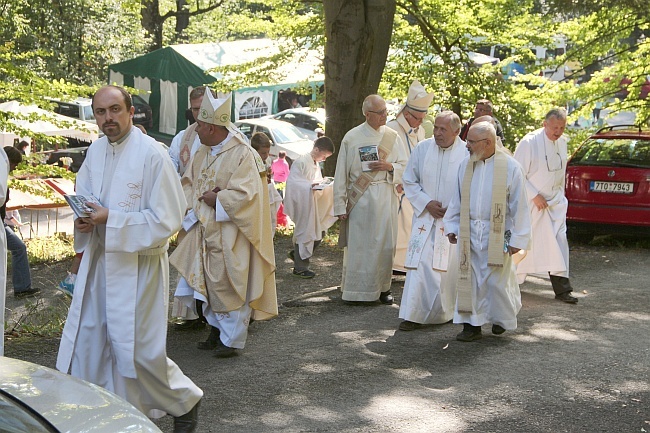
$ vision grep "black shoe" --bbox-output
[173,399,200,433]
[379,291,393,305]
[287,250,295,261]
[292,269,316,279]
[14,288,41,299]
[492,324,506,335]
[214,343,239,358]
[398,320,422,331]
[197,326,221,350]
[456,324,482,342]
[173,318,206,331]
[555,292,579,304]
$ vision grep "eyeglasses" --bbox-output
[368,108,387,116]
[405,110,426,122]
[466,138,488,146]
[545,141,563,172]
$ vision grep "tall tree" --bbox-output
[322,0,397,175]
[140,0,226,51]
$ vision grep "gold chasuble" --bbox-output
[170,136,278,321]
[457,149,508,313]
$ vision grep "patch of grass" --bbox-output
[25,234,75,264]
[590,234,650,249]
[5,297,70,338]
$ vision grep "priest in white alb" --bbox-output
[56,85,202,433]
[398,111,468,331]
[333,94,408,304]
[284,136,336,278]
[514,108,579,304]
[170,89,278,358]
[444,121,531,342]
[387,80,435,272]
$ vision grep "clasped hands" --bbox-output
[198,187,221,208]
[446,233,521,256]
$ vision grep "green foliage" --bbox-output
[25,235,76,264]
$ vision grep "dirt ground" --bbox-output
[4,233,650,433]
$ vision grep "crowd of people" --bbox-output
[0,82,579,432]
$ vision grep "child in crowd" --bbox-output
[250,132,283,238]
[284,136,335,278]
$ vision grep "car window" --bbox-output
[237,123,254,139]
[82,105,95,121]
[571,138,650,168]
[271,122,308,144]
[55,103,80,119]
[0,391,58,432]
[276,113,299,126]
[302,115,321,131]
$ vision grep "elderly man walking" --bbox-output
[170,89,278,358]
[398,111,468,331]
[444,121,531,342]
[514,108,578,303]
[56,85,203,432]
[333,95,408,304]
[387,80,434,273]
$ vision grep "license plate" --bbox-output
[589,181,634,193]
[133,113,146,119]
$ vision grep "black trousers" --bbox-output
[549,274,572,295]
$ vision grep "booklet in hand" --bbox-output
[312,177,334,190]
[359,145,379,172]
[65,194,102,218]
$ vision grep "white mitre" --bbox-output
[197,87,238,135]
[404,80,434,113]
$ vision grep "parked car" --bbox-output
[0,356,162,432]
[235,118,314,160]
[48,95,153,129]
[267,107,326,140]
[565,125,650,241]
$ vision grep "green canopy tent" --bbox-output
[108,39,323,141]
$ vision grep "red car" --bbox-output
[566,125,650,241]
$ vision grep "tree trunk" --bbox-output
[175,0,190,42]
[322,0,396,176]
[141,0,164,51]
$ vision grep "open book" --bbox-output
[312,177,334,190]
[64,194,102,218]
[359,145,379,172]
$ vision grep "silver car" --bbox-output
[0,357,162,432]
[267,107,326,140]
[235,117,315,160]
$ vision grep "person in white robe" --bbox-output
[398,111,468,331]
[333,95,408,304]
[444,122,531,342]
[514,108,579,304]
[168,86,213,330]
[56,86,202,433]
[387,80,435,272]
[170,90,278,359]
[284,136,336,278]
[0,148,8,356]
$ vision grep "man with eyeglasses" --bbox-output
[397,111,468,332]
[444,121,531,342]
[333,94,408,305]
[387,80,434,273]
[459,99,505,143]
[513,108,579,304]
[168,86,217,330]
